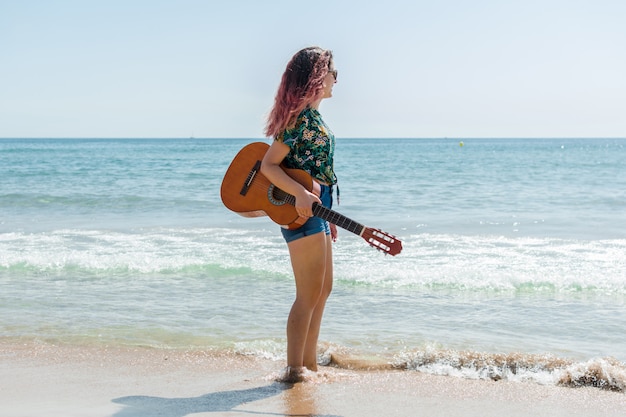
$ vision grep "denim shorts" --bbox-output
[281,184,333,243]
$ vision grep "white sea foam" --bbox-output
[2,229,625,295]
[395,347,626,391]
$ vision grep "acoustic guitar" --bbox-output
[220,142,402,256]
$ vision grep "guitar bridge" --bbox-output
[240,160,261,196]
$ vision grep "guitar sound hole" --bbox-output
[267,185,287,206]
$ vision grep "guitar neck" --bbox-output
[313,203,365,236]
[281,194,365,236]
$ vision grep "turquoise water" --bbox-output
[1,138,625,388]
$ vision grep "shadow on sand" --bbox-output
[111,382,341,417]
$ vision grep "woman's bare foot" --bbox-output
[279,366,306,383]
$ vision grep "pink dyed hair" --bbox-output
[265,46,333,138]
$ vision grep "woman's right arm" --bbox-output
[261,140,320,219]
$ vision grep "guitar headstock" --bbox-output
[361,228,402,256]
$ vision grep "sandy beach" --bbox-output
[1,341,624,417]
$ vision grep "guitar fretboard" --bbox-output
[313,203,365,236]
[275,188,365,236]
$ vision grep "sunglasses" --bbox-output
[329,69,338,80]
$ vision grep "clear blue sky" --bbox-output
[1,0,624,138]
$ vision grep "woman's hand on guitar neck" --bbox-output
[294,188,321,219]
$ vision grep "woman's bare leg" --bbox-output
[302,234,333,371]
[285,232,332,373]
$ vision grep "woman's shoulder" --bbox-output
[298,107,325,130]
[280,108,324,142]
[291,108,317,131]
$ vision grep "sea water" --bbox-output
[1,138,625,389]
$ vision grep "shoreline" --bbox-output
[1,341,624,417]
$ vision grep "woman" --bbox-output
[261,46,338,383]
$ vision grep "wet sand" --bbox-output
[1,341,624,417]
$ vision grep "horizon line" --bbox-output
[2,136,625,140]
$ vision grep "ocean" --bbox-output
[1,138,625,391]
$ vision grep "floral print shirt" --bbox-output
[276,107,337,186]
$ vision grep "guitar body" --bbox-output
[220,142,310,229]
[221,142,402,255]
